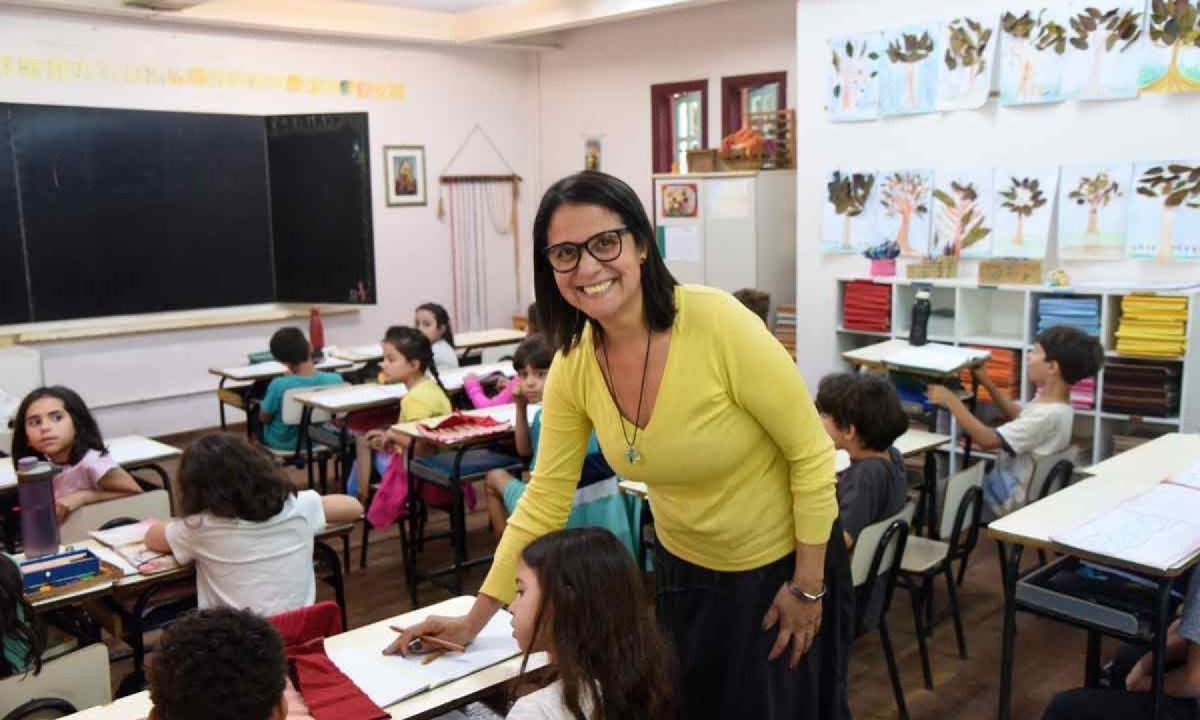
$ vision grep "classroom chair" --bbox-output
[0,643,110,719]
[898,462,984,690]
[850,504,915,720]
[1029,448,1078,566]
[253,383,349,493]
[58,489,171,545]
[312,539,348,632]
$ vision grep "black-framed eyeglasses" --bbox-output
[542,227,628,273]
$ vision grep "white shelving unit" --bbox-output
[835,276,1200,467]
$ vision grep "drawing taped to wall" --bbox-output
[1128,160,1200,260]
[827,32,883,122]
[937,16,998,110]
[1063,3,1145,100]
[999,8,1071,104]
[1058,163,1132,260]
[881,24,941,115]
[822,170,877,254]
[875,169,933,256]
[994,169,1058,258]
[932,169,994,258]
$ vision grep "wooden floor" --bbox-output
[134,429,1101,720]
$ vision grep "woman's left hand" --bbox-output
[762,585,823,669]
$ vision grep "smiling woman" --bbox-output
[391,171,854,720]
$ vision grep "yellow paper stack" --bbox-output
[1115,295,1189,357]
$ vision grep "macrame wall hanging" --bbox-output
[437,124,522,333]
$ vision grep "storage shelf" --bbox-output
[836,326,891,338]
[1105,351,1185,362]
[960,335,1026,350]
[894,333,956,344]
[1097,412,1181,426]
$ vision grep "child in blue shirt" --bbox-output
[258,327,342,452]
[482,334,638,557]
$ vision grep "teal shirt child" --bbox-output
[260,372,343,451]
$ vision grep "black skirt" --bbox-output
[654,519,854,720]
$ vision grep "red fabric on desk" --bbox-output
[268,603,388,720]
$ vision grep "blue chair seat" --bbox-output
[412,448,522,485]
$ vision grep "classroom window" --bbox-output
[651,79,708,174]
[721,72,787,137]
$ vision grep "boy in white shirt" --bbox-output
[927,325,1104,518]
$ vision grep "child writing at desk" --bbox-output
[926,326,1104,518]
[145,434,362,616]
[258,327,344,452]
[12,386,143,523]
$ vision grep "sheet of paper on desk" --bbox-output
[482,404,540,426]
[1166,461,1200,490]
[885,343,990,374]
[326,610,521,708]
[1051,483,1200,571]
[320,384,408,405]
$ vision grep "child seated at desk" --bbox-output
[926,326,1103,519]
[12,386,143,523]
[0,554,44,678]
[148,607,302,720]
[1042,570,1200,720]
[415,302,460,371]
[481,335,638,557]
[145,434,362,617]
[464,302,540,409]
[258,327,344,452]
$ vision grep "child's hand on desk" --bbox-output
[925,384,956,407]
[55,491,89,522]
[384,615,476,656]
[364,429,386,451]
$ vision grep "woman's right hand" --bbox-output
[383,614,480,656]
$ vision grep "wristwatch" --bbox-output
[787,582,827,603]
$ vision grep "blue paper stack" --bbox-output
[1037,296,1101,338]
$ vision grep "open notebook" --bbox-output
[89,519,180,575]
[326,610,522,708]
[1051,461,1200,572]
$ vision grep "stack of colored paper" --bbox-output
[959,346,1018,404]
[841,281,891,333]
[1036,296,1101,337]
[1115,295,1189,357]
[774,304,796,358]
[1070,377,1095,410]
[1101,361,1181,418]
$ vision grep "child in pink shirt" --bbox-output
[462,302,539,409]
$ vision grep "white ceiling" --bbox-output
[345,0,511,12]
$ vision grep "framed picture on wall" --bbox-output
[661,182,699,218]
[384,145,427,206]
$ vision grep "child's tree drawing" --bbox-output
[1003,10,1068,101]
[1068,172,1122,235]
[879,172,929,254]
[886,31,936,109]
[827,172,875,249]
[831,39,880,114]
[999,177,1048,245]
[1069,6,1143,95]
[933,182,991,256]
[1136,164,1200,258]
[1144,0,1200,92]
[944,18,994,95]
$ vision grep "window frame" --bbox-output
[650,79,709,174]
[720,71,787,137]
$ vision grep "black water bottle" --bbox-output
[910,290,931,346]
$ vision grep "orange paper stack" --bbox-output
[959,346,1018,404]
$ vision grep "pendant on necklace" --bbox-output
[626,447,640,464]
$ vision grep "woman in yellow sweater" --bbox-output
[389,172,852,719]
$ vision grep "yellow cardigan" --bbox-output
[479,285,836,603]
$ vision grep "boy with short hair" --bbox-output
[927,325,1104,518]
[148,607,288,720]
[733,288,771,325]
[258,327,342,451]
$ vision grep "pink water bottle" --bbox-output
[17,457,60,558]
[309,307,325,360]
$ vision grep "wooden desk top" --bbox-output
[1,435,181,491]
[209,357,353,382]
[988,433,1200,576]
[455,328,525,350]
[62,595,547,720]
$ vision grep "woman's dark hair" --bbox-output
[383,325,444,390]
[512,334,553,372]
[11,386,107,466]
[0,555,44,677]
[815,372,908,452]
[415,302,455,347]
[518,528,676,720]
[149,607,286,720]
[178,434,295,522]
[532,171,678,354]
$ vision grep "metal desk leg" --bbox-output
[450,448,469,596]
[997,541,1023,720]
[1151,577,1173,720]
[217,378,228,431]
[923,452,938,539]
[1084,629,1103,687]
[964,388,979,467]
[300,407,315,490]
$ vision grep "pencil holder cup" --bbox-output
[869,258,896,277]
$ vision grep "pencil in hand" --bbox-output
[421,650,446,665]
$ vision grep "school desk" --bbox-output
[0,435,182,553]
[454,328,525,364]
[988,433,1200,720]
[208,357,356,431]
[391,405,531,606]
[60,595,548,720]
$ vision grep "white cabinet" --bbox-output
[653,171,795,321]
